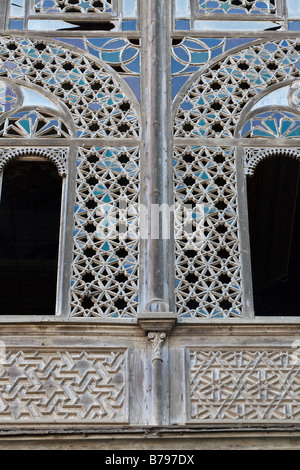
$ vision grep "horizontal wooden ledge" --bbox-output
[0,316,299,338]
[173,138,300,147]
[1,422,300,437]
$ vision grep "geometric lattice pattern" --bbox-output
[241,110,300,139]
[174,39,300,139]
[189,349,300,421]
[174,146,242,318]
[0,349,128,422]
[197,0,277,15]
[70,147,139,318]
[0,37,139,139]
[33,0,114,14]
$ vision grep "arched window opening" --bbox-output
[0,159,62,315]
[247,154,300,316]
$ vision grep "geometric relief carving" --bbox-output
[0,349,128,422]
[188,350,300,421]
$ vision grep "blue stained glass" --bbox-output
[211,47,224,59]
[125,56,140,74]
[101,242,111,252]
[181,102,193,111]
[281,120,293,134]
[230,9,246,14]
[265,119,277,134]
[175,20,190,30]
[225,38,257,51]
[288,22,300,31]
[242,121,251,135]
[122,46,138,62]
[87,38,110,48]
[172,57,186,74]
[124,77,141,101]
[102,51,120,63]
[54,38,85,51]
[87,45,100,59]
[172,76,190,98]
[191,51,209,63]
[173,46,190,62]
[185,65,200,74]
[9,20,24,29]
[122,20,137,31]
[89,103,102,110]
[19,120,31,133]
[286,126,300,137]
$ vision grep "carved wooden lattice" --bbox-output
[70,146,139,318]
[197,0,277,15]
[33,0,114,14]
[174,146,242,318]
[0,37,139,139]
[174,39,300,139]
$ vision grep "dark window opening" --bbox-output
[0,160,62,315]
[247,155,300,316]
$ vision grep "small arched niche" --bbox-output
[0,157,63,315]
[246,150,300,316]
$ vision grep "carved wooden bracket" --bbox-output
[148,332,166,363]
[138,313,177,336]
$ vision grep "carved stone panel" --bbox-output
[187,349,300,421]
[0,348,129,423]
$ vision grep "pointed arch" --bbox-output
[174,38,300,138]
[0,36,140,139]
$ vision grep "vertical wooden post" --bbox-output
[0,0,9,30]
[139,0,174,315]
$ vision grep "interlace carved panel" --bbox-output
[188,349,300,421]
[0,349,128,422]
